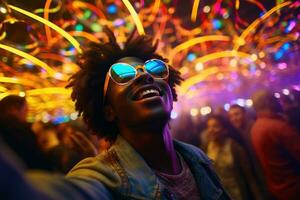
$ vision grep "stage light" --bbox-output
[190,108,199,117]
[200,106,212,116]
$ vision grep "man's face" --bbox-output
[105,57,173,128]
[228,107,245,129]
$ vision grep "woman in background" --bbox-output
[204,114,262,200]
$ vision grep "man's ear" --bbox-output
[103,105,116,122]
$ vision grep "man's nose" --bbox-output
[135,69,154,84]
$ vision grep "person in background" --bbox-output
[228,104,254,146]
[0,95,51,170]
[204,114,263,200]
[228,104,272,199]
[251,89,300,200]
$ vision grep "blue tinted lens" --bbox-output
[110,63,136,83]
[145,59,168,78]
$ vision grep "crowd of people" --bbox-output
[0,27,300,200]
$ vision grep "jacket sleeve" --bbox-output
[0,138,113,200]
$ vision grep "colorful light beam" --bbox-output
[8,4,83,54]
[0,44,58,77]
[44,0,53,44]
[122,0,145,35]
[26,87,71,96]
[191,0,200,22]
[192,50,256,65]
[233,1,291,51]
[170,35,230,63]
[179,67,219,94]
[0,77,37,87]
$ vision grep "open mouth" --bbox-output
[133,86,162,101]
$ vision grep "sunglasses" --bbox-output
[103,59,169,100]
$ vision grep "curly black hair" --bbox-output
[67,28,182,141]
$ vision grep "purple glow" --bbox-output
[293,85,300,91]
[285,21,296,33]
[278,63,287,70]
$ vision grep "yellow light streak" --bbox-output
[23,41,39,50]
[34,0,62,14]
[191,0,200,22]
[173,19,202,36]
[0,77,36,87]
[170,35,230,63]
[192,50,253,64]
[122,0,145,35]
[0,31,6,41]
[8,5,82,54]
[72,1,107,19]
[0,93,10,100]
[44,0,53,44]
[233,1,291,51]
[69,31,100,43]
[179,67,219,94]
[0,86,8,92]
[38,53,71,63]
[138,0,160,27]
[0,43,57,77]
[26,87,71,96]
[235,0,240,10]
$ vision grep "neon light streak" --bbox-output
[122,0,145,35]
[235,0,240,10]
[191,0,200,22]
[179,67,219,93]
[69,31,100,43]
[0,86,8,92]
[0,43,57,76]
[8,5,82,54]
[192,50,254,64]
[72,1,107,19]
[0,77,37,87]
[26,87,71,96]
[44,0,53,44]
[34,0,62,14]
[233,1,291,51]
[170,35,230,63]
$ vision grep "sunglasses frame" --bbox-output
[103,59,169,102]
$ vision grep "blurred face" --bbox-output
[105,57,173,129]
[207,118,224,139]
[10,103,28,122]
[228,107,245,129]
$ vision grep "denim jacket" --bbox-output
[66,136,231,200]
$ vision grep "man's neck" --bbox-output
[119,124,181,175]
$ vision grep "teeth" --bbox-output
[139,89,160,99]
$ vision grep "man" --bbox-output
[251,89,300,200]
[1,28,231,199]
[0,95,50,170]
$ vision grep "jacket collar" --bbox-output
[111,136,223,199]
[111,135,160,199]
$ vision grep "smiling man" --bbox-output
[0,28,231,200]
[64,28,231,199]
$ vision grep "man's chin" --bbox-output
[129,109,171,128]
